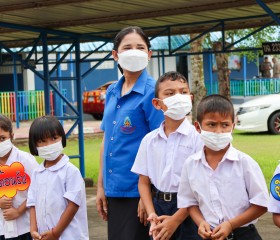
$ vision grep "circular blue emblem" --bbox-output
[270,173,280,201]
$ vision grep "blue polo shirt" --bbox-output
[100,70,164,197]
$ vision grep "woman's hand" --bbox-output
[96,187,108,221]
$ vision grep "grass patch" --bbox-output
[15,131,280,188]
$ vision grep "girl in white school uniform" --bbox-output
[26,116,89,240]
[0,114,38,240]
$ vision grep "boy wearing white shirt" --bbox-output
[131,71,203,240]
[178,95,268,240]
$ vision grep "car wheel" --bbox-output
[92,114,103,120]
[268,112,280,134]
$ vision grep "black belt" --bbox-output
[226,224,257,240]
[151,185,177,202]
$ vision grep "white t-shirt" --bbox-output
[178,145,269,228]
[268,164,280,213]
[0,146,39,238]
[27,155,89,240]
[131,118,203,192]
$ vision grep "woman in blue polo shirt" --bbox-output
[96,26,164,240]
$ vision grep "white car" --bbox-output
[236,94,280,134]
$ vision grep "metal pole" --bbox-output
[42,32,50,115]
[75,40,85,177]
[13,56,20,128]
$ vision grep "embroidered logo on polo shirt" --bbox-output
[270,173,280,201]
[120,116,136,134]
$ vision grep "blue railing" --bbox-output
[0,90,67,121]
[206,78,280,96]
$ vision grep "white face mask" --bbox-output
[118,49,149,72]
[162,94,192,120]
[0,139,13,158]
[37,141,63,161]
[199,126,233,151]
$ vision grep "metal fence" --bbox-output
[206,78,280,96]
[0,90,67,121]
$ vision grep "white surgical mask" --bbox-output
[37,141,63,161]
[162,94,192,120]
[0,139,13,158]
[199,126,233,151]
[118,49,148,72]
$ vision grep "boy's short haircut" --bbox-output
[197,94,235,123]
[155,71,188,98]
[29,115,66,156]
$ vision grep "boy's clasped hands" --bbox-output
[147,212,181,240]
[198,220,233,240]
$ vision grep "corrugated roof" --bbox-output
[0,0,278,48]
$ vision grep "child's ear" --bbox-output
[194,121,201,133]
[152,98,162,110]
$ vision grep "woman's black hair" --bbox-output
[28,115,66,156]
[196,94,235,124]
[113,26,151,51]
[0,114,13,138]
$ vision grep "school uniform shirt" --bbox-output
[268,164,280,213]
[131,118,203,192]
[178,145,268,228]
[100,69,164,198]
[0,146,38,238]
[26,155,89,240]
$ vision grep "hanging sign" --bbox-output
[262,42,280,54]
[0,162,30,198]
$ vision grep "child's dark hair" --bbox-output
[155,71,188,98]
[197,94,235,124]
[29,115,66,156]
[113,26,151,51]
[0,114,13,137]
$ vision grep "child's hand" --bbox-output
[198,220,212,239]
[147,212,159,238]
[151,215,179,240]
[3,207,20,220]
[41,229,58,240]
[0,197,12,209]
[138,198,148,226]
[211,221,232,240]
[31,231,42,240]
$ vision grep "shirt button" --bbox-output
[117,105,120,109]
[109,153,112,156]
[109,169,112,173]
[113,121,116,125]
[111,137,114,140]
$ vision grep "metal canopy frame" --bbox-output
[0,0,279,177]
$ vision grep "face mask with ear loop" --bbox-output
[198,124,233,151]
[0,139,13,158]
[117,49,149,72]
[160,94,192,120]
[37,141,64,161]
